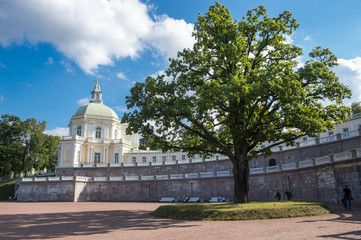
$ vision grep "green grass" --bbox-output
[0,179,17,201]
[151,201,331,221]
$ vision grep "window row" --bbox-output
[76,126,119,139]
[130,155,188,163]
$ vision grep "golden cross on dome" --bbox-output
[94,79,98,84]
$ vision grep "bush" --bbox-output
[0,179,17,201]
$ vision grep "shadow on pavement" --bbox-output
[297,203,361,239]
[0,209,197,240]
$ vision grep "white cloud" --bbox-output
[147,15,195,59]
[0,94,4,102]
[283,35,294,44]
[304,35,311,41]
[295,56,305,69]
[44,127,69,136]
[0,0,194,74]
[46,57,54,65]
[76,97,90,105]
[113,105,128,112]
[150,70,165,79]
[116,72,128,80]
[335,57,361,102]
[60,60,75,73]
[150,70,173,82]
[22,82,33,87]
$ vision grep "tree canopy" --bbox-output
[351,101,361,115]
[123,2,351,203]
[0,114,60,177]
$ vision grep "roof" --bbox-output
[74,102,119,119]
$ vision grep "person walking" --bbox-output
[275,190,281,201]
[343,185,352,210]
[285,190,293,201]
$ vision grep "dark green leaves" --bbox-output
[124,2,351,162]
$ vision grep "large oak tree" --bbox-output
[123,3,351,203]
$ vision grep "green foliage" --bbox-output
[151,202,330,220]
[0,179,17,201]
[0,114,60,177]
[123,2,351,202]
[351,101,361,115]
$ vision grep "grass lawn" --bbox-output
[0,179,17,201]
[151,201,331,221]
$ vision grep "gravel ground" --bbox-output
[0,202,360,240]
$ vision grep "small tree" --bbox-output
[123,2,351,203]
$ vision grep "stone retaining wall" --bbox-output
[18,158,361,203]
[18,135,361,203]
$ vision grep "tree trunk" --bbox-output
[233,158,250,203]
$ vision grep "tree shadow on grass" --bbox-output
[0,209,197,240]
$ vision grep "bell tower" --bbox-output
[90,80,103,104]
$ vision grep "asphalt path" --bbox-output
[0,202,360,240]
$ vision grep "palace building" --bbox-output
[18,81,361,203]
[58,81,139,167]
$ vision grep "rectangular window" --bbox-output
[343,128,349,137]
[182,155,186,160]
[94,153,101,163]
[152,156,157,162]
[96,127,101,139]
[114,153,119,164]
[302,137,307,141]
[162,156,166,162]
[132,157,136,163]
[172,156,176,161]
[328,131,334,141]
[142,156,147,163]
[261,145,265,149]
[192,155,195,159]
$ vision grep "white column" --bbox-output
[89,145,93,163]
[71,143,76,166]
[88,146,91,163]
[58,144,63,167]
[119,147,123,163]
[102,147,105,163]
[82,121,86,137]
[90,146,94,162]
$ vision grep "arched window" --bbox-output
[96,127,101,139]
[77,126,82,136]
[269,159,276,166]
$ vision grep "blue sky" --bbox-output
[1,0,361,136]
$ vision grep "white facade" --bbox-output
[58,81,139,167]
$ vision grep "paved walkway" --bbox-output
[0,202,360,240]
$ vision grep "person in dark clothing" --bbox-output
[343,185,352,210]
[275,189,281,201]
[285,190,293,201]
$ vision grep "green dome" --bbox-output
[75,103,119,119]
